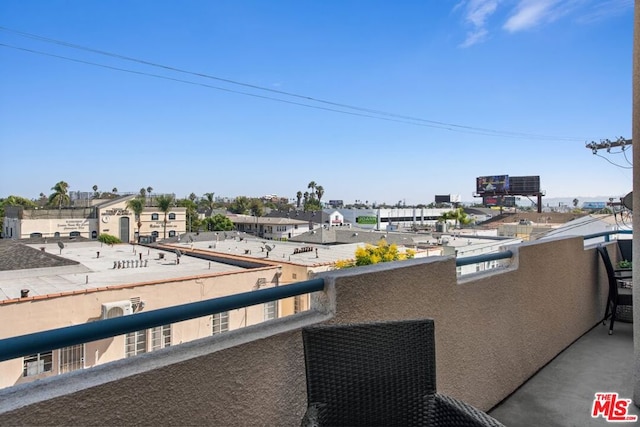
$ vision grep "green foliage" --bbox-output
[438,208,473,228]
[203,214,234,231]
[49,181,70,209]
[618,259,632,269]
[250,199,264,217]
[98,233,122,245]
[230,196,251,214]
[335,240,415,269]
[177,198,200,232]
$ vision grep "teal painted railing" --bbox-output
[0,278,324,363]
[0,229,632,364]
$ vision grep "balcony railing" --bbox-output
[0,231,630,425]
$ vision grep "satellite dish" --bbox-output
[264,244,274,252]
[623,192,632,211]
[57,241,64,249]
[188,235,194,243]
[175,249,182,257]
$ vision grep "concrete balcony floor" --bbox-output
[489,320,638,427]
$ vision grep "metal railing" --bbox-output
[0,229,631,364]
[0,278,324,363]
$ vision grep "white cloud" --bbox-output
[503,0,561,33]
[457,0,500,47]
[576,0,634,24]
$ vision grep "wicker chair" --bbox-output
[301,319,505,426]
[597,245,633,334]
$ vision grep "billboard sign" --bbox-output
[435,195,451,203]
[356,216,377,225]
[476,175,509,194]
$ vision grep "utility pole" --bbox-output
[585,137,632,153]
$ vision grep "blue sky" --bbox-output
[0,0,635,205]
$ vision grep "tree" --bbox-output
[335,240,415,268]
[438,208,473,229]
[49,181,70,210]
[250,199,264,217]
[155,194,174,239]
[204,214,234,231]
[229,196,251,214]
[573,198,579,208]
[126,197,145,242]
[112,187,118,194]
[315,185,324,205]
[139,187,147,198]
[92,185,99,199]
[147,186,154,206]
[0,196,37,232]
[201,192,216,212]
[189,192,197,202]
[177,198,200,232]
[307,181,317,193]
[296,191,302,208]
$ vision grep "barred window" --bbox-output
[212,312,229,334]
[59,344,84,374]
[23,352,53,377]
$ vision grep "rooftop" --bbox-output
[0,241,244,302]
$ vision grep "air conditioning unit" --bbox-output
[102,300,133,319]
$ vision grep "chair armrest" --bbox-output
[429,393,506,427]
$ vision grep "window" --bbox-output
[125,330,147,358]
[212,312,229,334]
[294,296,301,314]
[151,213,159,220]
[264,301,277,321]
[30,232,43,238]
[168,230,176,237]
[151,325,171,350]
[54,232,60,238]
[70,231,80,237]
[23,352,53,377]
[152,231,159,238]
[168,213,176,220]
[59,344,84,374]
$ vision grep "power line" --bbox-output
[0,26,587,141]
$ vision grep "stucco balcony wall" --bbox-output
[0,236,611,426]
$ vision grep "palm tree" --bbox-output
[202,192,215,212]
[139,187,147,198]
[189,192,197,202]
[307,181,317,196]
[155,194,174,239]
[315,185,324,205]
[92,185,99,199]
[296,191,302,208]
[126,197,145,242]
[112,187,118,194]
[127,197,144,242]
[49,181,70,211]
[147,186,153,206]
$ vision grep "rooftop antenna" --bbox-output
[57,241,64,255]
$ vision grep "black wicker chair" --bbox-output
[301,319,505,426]
[597,246,633,335]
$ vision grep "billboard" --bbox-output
[328,200,344,208]
[509,176,540,194]
[356,216,377,225]
[476,175,509,194]
[483,196,516,207]
[582,202,606,210]
[435,195,451,203]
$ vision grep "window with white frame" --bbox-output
[212,312,229,334]
[151,325,172,350]
[23,352,53,377]
[125,330,147,358]
[59,344,84,374]
[168,213,176,220]
[264,301,277,320]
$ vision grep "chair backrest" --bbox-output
[302,319,436,425]
[597,246,618,299]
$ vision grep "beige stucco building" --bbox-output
[3,195,186,243]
